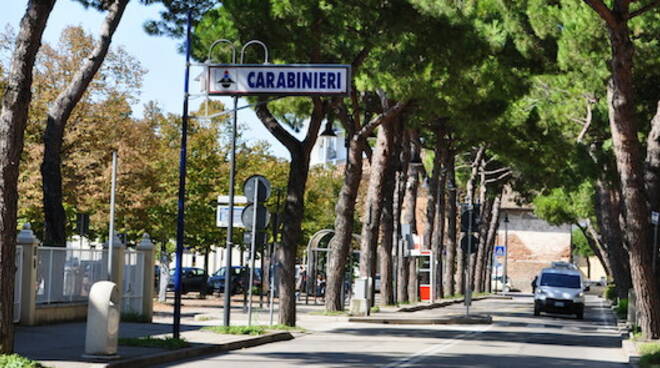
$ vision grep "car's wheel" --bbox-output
[534,303,541,316]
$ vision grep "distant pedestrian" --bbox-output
[531,275,538,294]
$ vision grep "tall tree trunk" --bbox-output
[358,113,398,310]
[644,101,660,213]
[594,178,632,299]
[395,133,411,304]
[582,0,660,338]
[41,0,129,246]
[463,147,485,293]
[325,101,407,311]
[377,124,402,306]
[0,0,56,353]
[399,134,419,303]
[255,97,325,326]
[432,142,448,299]
[474,194,494,293]
[583,223,613,278]
[481,191,502,292]
[443,149,457,296]
[605,21,660,334]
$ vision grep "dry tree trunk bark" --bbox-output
[444,149,457,296]
[0,0,56,353]
[41,0,129,246]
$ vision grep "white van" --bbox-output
[533,266,587,319]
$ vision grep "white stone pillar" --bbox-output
[137,233,155,321]
[18,223,39,325]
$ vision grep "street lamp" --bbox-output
[319,120,336,137]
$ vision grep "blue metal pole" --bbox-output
[173,10,193,339]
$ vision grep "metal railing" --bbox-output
[14,246,23,322]
[36,247,106,304]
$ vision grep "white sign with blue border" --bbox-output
[207,64,350,96]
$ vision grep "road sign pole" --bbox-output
[466,204,472,317]
[653,221,658,275]
[223,95,239,327]
[504,213,509,294]
[173,11,192,339]
[247,180,260,326]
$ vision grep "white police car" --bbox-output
[533,266,587,319]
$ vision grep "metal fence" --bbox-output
[14,246,23,323]
[122,250,144,314]
[36,247,106,304]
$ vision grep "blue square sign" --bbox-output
[495,246,506,257]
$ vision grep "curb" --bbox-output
[397,295,511,313]
[348,314,493,325]
[104,331,294,368]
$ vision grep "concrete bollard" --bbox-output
[137,233,155,321]
[84,281,120,358]
[17,223,39,325]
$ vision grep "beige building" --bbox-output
[496,207,572,292]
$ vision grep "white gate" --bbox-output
[122,250,144,314]
[14,246,23,323]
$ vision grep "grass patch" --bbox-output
[121,312,150,323]
[194,315,218,321]
[0,354,45,368]
[118,337,190,350]
[640,341,660,368]
[202,324,305,336]
[309,310,348,316]
[370,306,380,313]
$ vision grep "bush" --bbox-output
[614,298,628,320]
[121,312,150,323]
[604,284,617,301]
[0,354,44,368]
[639,342,660,368]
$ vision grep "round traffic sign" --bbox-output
[241,204,270,230]
[243,175,271,203]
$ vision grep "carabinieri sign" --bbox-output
[207,64,351,96]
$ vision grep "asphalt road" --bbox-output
[158,295,629,368]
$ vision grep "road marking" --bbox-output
[383,324,494,368]
[527,323,544,329]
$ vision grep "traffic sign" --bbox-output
[207,64,351,96]
[495,245,506,257]
[652,211,659,225]
[217,195,248,204]
[244,175,271,203]
[243,231,267,247]
[241,204,270,230]
[216,205,245,228]
[460,205,480,233]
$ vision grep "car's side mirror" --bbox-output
[584,285,590,292]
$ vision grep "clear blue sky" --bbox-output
[3,0,299,159]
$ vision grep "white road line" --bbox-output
[383,324,494,368]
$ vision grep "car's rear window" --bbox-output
[540,273,581,289]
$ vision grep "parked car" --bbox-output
[533,266,588,319]
[167,267,208,294]
[208,266,262,295]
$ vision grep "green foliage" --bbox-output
[640,342,660,368]
[572,228,593,257]
[533,182,594,226]
[604,284,617,301]
[615,298,629,320]
[370,306,380,313]
[202,324,304,335]
[117,337,190,350]
[0,354,44,368]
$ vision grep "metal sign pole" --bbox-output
[466,205,472,317]
[223,95,238,327]
[504,213,509,293]
[173,10,192,339]
[247,181,260,326]
[653,219,658,274]
[107,152,118,281]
